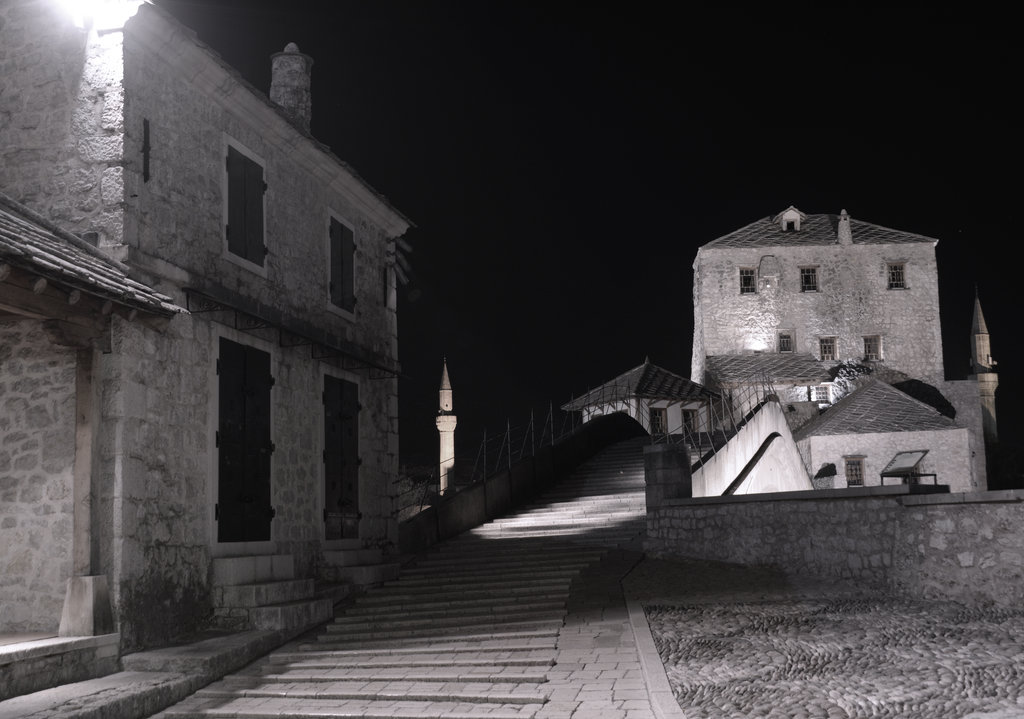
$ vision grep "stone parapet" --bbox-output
[647,487,1024,607]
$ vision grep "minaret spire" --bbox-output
[436,357,457,494]
[970,290,998,480]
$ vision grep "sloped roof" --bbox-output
[562,361,713,411]
[0,193,182,316]
[703,210,937,249]
[706,353,831,385]
[794,379,957,440]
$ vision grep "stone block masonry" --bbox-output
[0,321,77,633]
[647,487,1024,607]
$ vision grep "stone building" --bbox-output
[692,206,995,492]
[0,0,410,656]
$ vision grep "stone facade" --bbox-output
[798,427,975,493]
[1,1,408,650]
[647,488,1024,607]
[0,321,76,632]
[692,229,944,386]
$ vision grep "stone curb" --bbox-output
[625,598,685,719]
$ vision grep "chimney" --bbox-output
[270,42,313,132]
[837,209,853,245]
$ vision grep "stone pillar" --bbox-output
[59,347,114,636]
[643,444,692,510]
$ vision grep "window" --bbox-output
[844,456,865,487]
[739,268,756,294]
[226,145,266,266]
[778,330,794,353]
[329,217,355,311]
[800,266,818,292]
[819,337,837,361]
[810,385,831,403]
[649,407,668,435]
[784,220,796,232]
[887,262,906,290]
[863,335,882,361]
[682,409,698,433]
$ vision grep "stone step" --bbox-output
[162,695,543,717]
[299,631,558,653]
[332,600,566,626]
[352,584,571,607]
[211,554,294,586]
[341,594,567,617]
[321,547,382,566]
[385,569,578,587]
[411,546,602,564]
[319,562,400,587]
[263,654,555,669]
[400,557,592,577]
[211,597,333,633]
[213,579,314,608]
[324,608,565,634]
[315,619,564,644]
[218,664,550,683]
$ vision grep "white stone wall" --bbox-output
[692,241,945,384]
[0,0,128,249]
[0,321,76,633]
[798,427,976,493]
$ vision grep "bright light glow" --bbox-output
[56,0,143,30]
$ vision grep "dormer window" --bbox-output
[774,205,806,232]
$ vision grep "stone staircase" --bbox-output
[320,540,402,587]
[210,554,334,632]
[155,437,647,719]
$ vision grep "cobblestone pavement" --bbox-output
[625,555,1024,719]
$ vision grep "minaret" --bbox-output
[970,291,998,452]
[436,358,457,493]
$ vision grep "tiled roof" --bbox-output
[794,379,957,440]
[0,193,182,316]
[704,210,937,249]
[562,361,713,411]
[705,353,831,385]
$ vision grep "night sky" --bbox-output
[154,1,1019,470]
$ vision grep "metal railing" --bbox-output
[649,373,779,472]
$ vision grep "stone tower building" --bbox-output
[436,359,457,493]
[691,206,994,492]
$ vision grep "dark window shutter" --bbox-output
[330,218,355,311]
[243,154,265,266]
[226,146,247,258]
[227,146,265,266]
[217,338,273,543]
[323,375,360,540]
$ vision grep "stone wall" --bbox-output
[0,321,76,633]
[647,487,1024,606]
[691,401,811,496]
[120,5,399,363]
[797,427,975,493]
[692,241,944,385]
[97,315,212,650]
[0,0,128,249]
